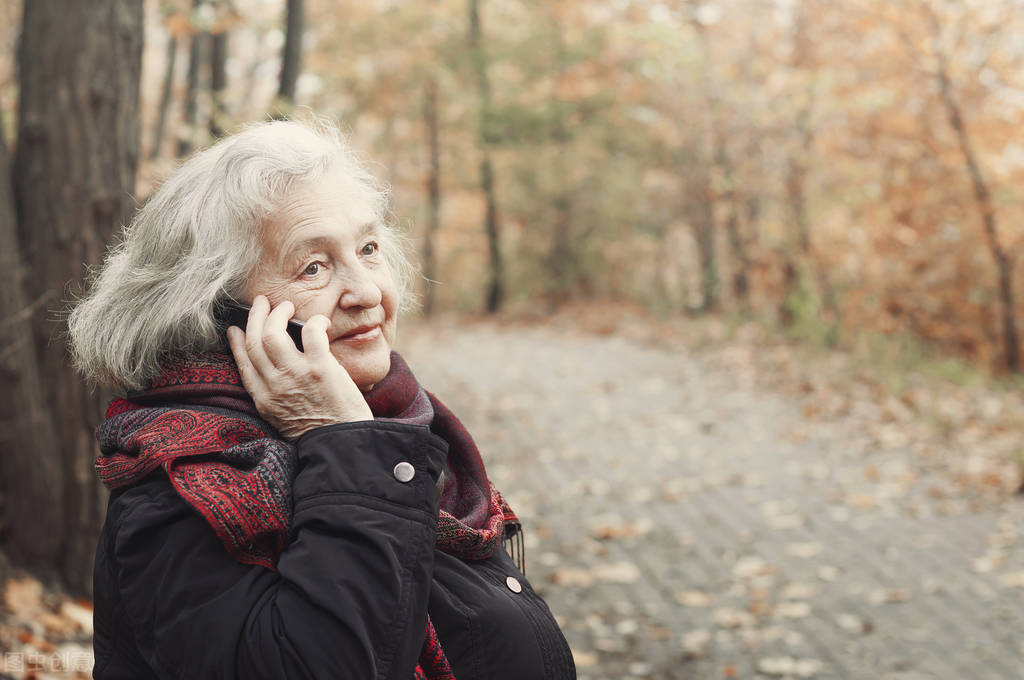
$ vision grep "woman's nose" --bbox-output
[337,266,383,310]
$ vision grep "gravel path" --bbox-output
[400,320,1024,680]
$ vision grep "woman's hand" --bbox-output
[226,295,373,440]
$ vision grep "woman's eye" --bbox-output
[302,262,321,276]
[361,242,379,256]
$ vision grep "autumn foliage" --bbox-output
[105,0,1024,375]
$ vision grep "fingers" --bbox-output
[241,295,275,375]
[301,314,332,360]
[262,299,300,366]
[227,325,265,399]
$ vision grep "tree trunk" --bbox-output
[685,10,719,314]
[149,31,178,160]
[711,120,750,310]
[780,5,837,332]
[784,111,813,257]
[422,77,441,316]
[783,107,839,333]
[481,156,503,313]
[723,203,750,308]
[685,165,718,313]
[546,2,572,307]
[0,110,62,582]
[12,0,143,596]
[278,0,304,105]
[209,11,228,138]
[930,18,1019,372]
[469,0,503,313]
[178,0,206,157]
[745,192,762,248]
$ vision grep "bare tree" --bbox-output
[150,24,178,159]
[692,12,748,311]
[0,110,62,578]
[546,1,573,307]
[178,0,208,156]
[685,9,719,313]
[683,159,719,313]
[924,3,1019,372]
[278,0,304,105]
[422,77,442,315]
[7,0,143,595]
[468,0,503,312]
[209,0,230,137]
[778,0,838,331]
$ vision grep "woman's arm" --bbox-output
[110,421,448,680]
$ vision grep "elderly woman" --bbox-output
[68,120,575,680]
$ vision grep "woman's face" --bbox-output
[243,165,398,391]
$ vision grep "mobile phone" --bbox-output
[215,301,305,351]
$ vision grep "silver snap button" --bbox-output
[505,576,522,593]
[393,461,415,483]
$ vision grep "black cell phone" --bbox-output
[215,301,305,351]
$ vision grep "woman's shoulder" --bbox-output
[103,471,192,540]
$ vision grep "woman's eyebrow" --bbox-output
[283,236,331,261]
[283,223,380,261]
[355,221,380,239]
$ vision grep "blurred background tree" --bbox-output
[0,0,143,597]
[1,0,1024,595]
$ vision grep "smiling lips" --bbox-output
[334,324,381,345]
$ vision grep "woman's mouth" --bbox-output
[334,324,381,345]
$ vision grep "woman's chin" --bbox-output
[332,346,391,392]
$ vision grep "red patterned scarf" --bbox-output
[95,351,519,680]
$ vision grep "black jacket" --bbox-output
[92,421,576,680]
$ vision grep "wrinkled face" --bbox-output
[243,164,398,390]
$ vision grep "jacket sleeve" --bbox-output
[110,421,448,680]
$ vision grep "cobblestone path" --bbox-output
[401,320,1024,680]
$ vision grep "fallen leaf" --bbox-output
[733,556,774,579]
[571,649,597,668]
[628,661,652,676]
[593,562,641,583]
[61,601,94,635]
[868,588,911,604]
[836,613,872,635]
[786,542,823,559]
[41,610,81,636]
[675,590,713,607]
[548,568,595,588]
[681,629,712,659]
[711,607,756,629]
[847,494,878,509]
[775,601,812,618]
[781,582,820,600]
[757,656,824,677]
[594,637,626,653]
[1000,571,1024,589]
[817,565,841,582]
[5,576,44,618]
[615,619,639,635]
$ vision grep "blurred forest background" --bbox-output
[133,0,1024,374]
[136,0,1024,376]
[12,0,1024,357]
[0,0,1023,627]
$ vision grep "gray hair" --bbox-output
[68,118,413,390]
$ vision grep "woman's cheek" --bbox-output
[258,278,316,310]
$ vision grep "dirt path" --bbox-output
[401,319,1024,680]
